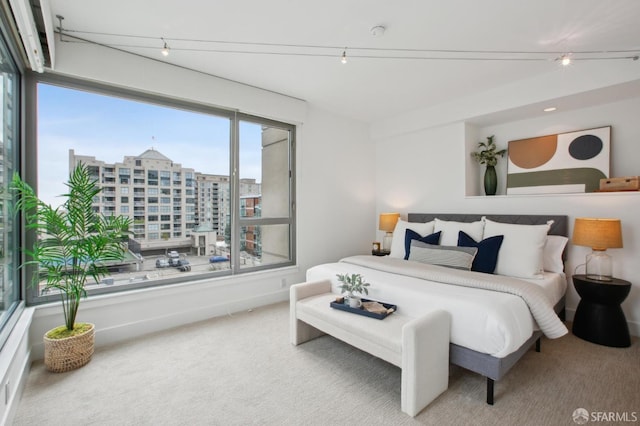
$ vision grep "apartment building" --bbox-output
[69,148,262,255]
[194,173,228,236]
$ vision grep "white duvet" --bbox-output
[306,256,567,358]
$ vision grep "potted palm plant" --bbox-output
[336,273,370,308]
[471,135,507,196]
[12,164,131,372]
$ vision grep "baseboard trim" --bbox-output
[30,289,289,359]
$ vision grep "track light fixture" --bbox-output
[56,25,640,65]
[161,38,170,57]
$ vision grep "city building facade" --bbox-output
[69,148,261,255]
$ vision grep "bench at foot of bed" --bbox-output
[290,279,450,417]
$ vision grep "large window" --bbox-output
[29,76,295,303]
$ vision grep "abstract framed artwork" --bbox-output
[507,126,610,194]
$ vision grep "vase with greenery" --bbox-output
[471,135,507,196]
[12,163,131,372]
[336,273,370,308]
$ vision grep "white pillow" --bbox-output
[483,218,552,279]
[543,235,568,273]
[389,219,435,258]
[408,241,478,270]
[434,218,484,246]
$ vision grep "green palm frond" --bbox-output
[11,163,132,331]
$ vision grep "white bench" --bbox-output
[290,280,450,417]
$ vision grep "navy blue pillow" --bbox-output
[404,230,441,260]
[457,231,504,274]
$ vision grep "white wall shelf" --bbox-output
[465,191,640,199]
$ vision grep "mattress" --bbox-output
[306,261,566,358]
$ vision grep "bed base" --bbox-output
[408,213,569,405]
[451,333,542,405]
[451,296,565,405]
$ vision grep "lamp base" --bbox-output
[382,232,393,251]
[586,250,613,281]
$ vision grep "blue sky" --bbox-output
[37,83,262,207]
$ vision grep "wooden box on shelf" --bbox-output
[599,176,639,192]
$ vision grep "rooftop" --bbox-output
[137,148,171,162]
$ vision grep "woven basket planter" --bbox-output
[44,323,95,373]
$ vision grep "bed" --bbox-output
[305,213,569,404]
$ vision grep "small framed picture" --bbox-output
[372,242,381,252]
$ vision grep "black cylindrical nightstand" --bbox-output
[572,274,631,347]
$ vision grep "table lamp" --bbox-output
[379,213,400,251]
[572,217,623,281]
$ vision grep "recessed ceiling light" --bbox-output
[543,107,557,112]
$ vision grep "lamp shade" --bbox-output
[572,218,623,250]
[379,213,400,232]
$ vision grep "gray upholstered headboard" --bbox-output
[407,213,568,237]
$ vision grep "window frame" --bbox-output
[25,73,296,305]
[233,114,296,272]
[0,7,26,349]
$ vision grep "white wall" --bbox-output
[375,96,640,336]
[297,106,376,269]
[376,121,466,214]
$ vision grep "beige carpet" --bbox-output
[13,302,639,425]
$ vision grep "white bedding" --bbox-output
[306,258,567,358]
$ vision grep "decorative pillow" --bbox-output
[483,218,552,279]
[404,229,441,260]
[543,235,568,273]
[389,219,435,258]
[408,241,477,270]
[457,231,504,274]
[434,218,484,246]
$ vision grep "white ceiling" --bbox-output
[43,0,640,123]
